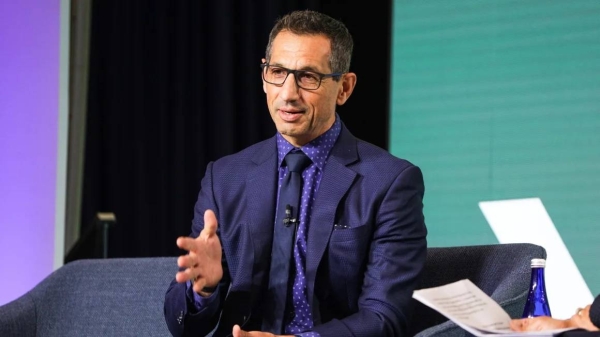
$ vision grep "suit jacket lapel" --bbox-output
[216,138,278,335]
[305,126,358,306]
[245,137,278,293]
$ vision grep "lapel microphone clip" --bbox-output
[283,204,298,227]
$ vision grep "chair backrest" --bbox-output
[0,257,178,337]
[409,243,546,337]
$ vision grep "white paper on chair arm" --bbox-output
[412,279,575,336]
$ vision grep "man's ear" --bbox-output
[261,58,267,93]
[336,72,357,105]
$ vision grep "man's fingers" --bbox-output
[177,254,197,269]
[192,277,209,293]
[175,264,207,286]
[201,209,218,238]
[175,268,195,283]
[232,325,247,337]
[176,236,197,252]
[230,326,273,337]
[174,209,222,286]
[232,324,241,337]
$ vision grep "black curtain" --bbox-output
[81,0,392,258]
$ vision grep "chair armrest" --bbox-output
[0,294,37,337]
[415,320,473,337]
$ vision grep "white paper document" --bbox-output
[412,279,574,336]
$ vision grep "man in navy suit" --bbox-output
[164,9,427,337]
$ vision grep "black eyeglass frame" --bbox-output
[260,63,344,90]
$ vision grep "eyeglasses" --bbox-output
[260,63,343,90]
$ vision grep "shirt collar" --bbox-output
[276,114,342,171]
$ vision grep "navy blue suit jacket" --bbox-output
[164,123,427,337]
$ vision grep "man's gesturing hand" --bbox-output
[175,209,223,295]
[232,325,294,337]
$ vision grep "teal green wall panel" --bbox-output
[390,0,600,295]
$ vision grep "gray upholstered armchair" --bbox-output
[0,243,544,337]
[0,257,177,337]
[409,243,546,336]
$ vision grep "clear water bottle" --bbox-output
[522,258,552,318]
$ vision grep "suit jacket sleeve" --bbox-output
[313,164,427,337]
[164,162,231,337]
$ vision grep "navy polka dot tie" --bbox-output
[263,150,311,334]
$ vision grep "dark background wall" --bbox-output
[80,0,392,258]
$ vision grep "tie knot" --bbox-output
[284,151,311,173]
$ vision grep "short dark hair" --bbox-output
[265,10,353,74]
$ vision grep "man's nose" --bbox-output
[279,73,300,99]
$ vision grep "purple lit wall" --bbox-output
[0,0,61,304]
